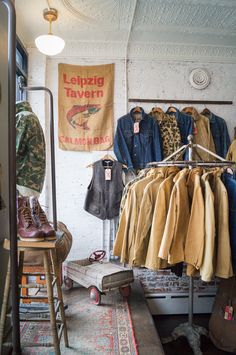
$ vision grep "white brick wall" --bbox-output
[27,46,236,278]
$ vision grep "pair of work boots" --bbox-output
[17,196,56,242]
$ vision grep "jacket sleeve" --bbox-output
[114,120,133,170]
[152,120,163,161]
[222,121,231,158]
[158,187,177,260]
[133,191,153,266]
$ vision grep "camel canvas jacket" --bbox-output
[182,107,215,161]
[133,167,179,267]
[201,110,230,158]
[158,168,190,264]
[200,172,216,282]
[226,140,236,162]
[213,172,233,279]
[119,169,149,216]
[184,168,205,274]
[143,170,179,270]
[113,169,162,264]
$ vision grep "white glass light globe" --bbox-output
[35,34,65,56]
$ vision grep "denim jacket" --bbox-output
[114,108,162,170]
[166,107,194,160]
[222,173,236,272]
[201,111,230,158]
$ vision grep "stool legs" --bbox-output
[43,250,60,355]
[50,250,69,347]
[0,258,11,352]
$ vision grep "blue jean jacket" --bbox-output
[202,111,230,158]
[222,173,236,272]
[166,107,194,159]
[114,108,163,170]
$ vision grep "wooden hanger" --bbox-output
[182,106,194,115]
[86,154,127,169]
[132,106,142,113]
[151,107,163,113]
[201,108,211,116]
[167,106,177,113]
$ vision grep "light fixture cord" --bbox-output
[49,20,52,34]
[46,0,51,10]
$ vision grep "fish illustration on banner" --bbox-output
[58,63,114,151]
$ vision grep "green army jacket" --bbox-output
[16,101,46,194]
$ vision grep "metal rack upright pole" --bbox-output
[2,0,21,353]
[18,77,57,231]
[188,136,194,327]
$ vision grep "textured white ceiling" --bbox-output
[15,0,236,62]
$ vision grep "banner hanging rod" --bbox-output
[129,99,233,105]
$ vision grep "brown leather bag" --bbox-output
[209,276,236,353]
[24,221,73,265]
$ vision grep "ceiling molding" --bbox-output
[27,41,236,63]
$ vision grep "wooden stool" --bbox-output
[0,236,69,355]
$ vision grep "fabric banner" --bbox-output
[58,63,114,151]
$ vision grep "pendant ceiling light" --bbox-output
[35,8,65,56]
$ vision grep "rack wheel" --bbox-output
[119,285,131,298]
[64,277,73,290]
[90,286,101,305]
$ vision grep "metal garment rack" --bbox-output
[148,135,236,355]
[2,1,21,354]
[18,76,57,231]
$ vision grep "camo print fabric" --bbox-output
[16,101,46,193]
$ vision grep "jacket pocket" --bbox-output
[140,130,152,145]
[124,130,134,144]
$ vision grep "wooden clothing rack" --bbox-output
[129,98,233,105]
[148,135,236,355]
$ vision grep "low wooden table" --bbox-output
[0,235,69,355]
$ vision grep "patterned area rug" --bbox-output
[21,286,138,355]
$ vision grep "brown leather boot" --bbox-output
[17,196,45,242]
[29,197,56,240]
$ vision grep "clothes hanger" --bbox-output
[132,106,142,113]
[182,106,195,115]
[201,107,211,116]
[167,106,177,113]
[151,107,164,113]
[86,154,127,169]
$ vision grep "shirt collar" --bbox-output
[182,107,201,121]
[130,107,145,122]
[16,101,33,115]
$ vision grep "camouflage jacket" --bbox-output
[16,101,46,193]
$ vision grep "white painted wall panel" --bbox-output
[27,49,236,262]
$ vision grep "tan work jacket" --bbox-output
[185,168,205,274]
[144,170,179,270]
[133,167,179,267]
[226,140,236,162]
[158,168,190,264]
[200,172,216,282]
[213,172,233,278]
[113,169,162,264]
[182,107,215,160]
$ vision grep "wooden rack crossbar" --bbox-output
[129,99,233,105]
